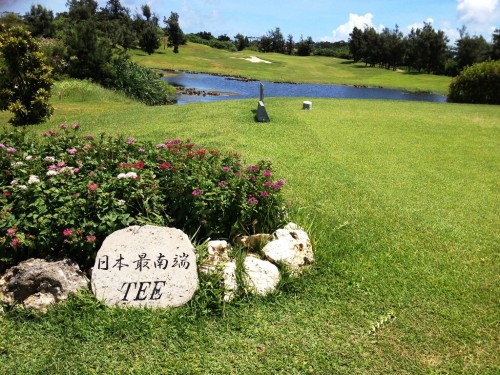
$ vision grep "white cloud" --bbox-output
[457,0,499,25]
[405,18,434,33]
[322,13,381,42]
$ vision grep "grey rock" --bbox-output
[0,258,89,311]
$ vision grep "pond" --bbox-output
[163,71,447,104]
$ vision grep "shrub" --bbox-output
[0,25,54,125]
[448,60,500,104]
[0,126,288,270]
[105,59,176,105]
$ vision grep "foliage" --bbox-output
[259,27,285,53]
[105,58,175,105]
[349,23,448,73]
[314,41,351,59]
[186,34,237,52]
[448,60,500,104]
[62,1,114,82]
[0,126,288,269]
[138,22,161,55]
[454,32,491,73]
[0,25,54,125]
[163,12,185,54]
[23,4,55,38]
[296,36,314,56]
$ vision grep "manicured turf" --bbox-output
[1,80,498,373]
[131,42,452,95]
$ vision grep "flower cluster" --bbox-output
[0,126,289,270]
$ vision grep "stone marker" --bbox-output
[256,101,270,122]
[92,225,198,308]
[259,82,265,102]
[303,101,312,110]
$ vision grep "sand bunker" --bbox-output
[231,56,272,64]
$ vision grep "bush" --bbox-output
[185,34,237,52]
[105,59,176,105]
[0,25,54,125]
[0,126,289,270]
[448,60,500,104]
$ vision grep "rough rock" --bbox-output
[91,225,198,308]
[243,255,280,296]
[262,225,313,274]
[0,258,89,311]
[199,241,237,302]
[234,234,273,251]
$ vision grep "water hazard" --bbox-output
[163,71,447,104]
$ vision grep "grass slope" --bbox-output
[1,82,499,373]
[131,42,451,95]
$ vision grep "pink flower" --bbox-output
[277,179,286,186]
[11,238,19,248]
[222,166,232,172]
[127,137,136,144]
[86,235,96,243]
[6,228,16,237]
[88,183,98,191]
[192,189,204,196]
[67,148,77,155]
[84,135,94,141]
[264,169,271,178]
[57,161,65,168]
[247,196,259,205]
[72,123,79,130]
[63,228,73,237]
[260,191,269,197]
[218,181,228,187]
[60,123,68,129]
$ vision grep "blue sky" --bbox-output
[1,0,499,43]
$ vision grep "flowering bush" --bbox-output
[0,126,288,270]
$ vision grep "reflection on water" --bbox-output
[163,71,447,104]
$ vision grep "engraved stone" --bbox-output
[91,225,198,308]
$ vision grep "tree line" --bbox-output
[349,23,500,75]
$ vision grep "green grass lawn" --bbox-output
[1,80,499,373]
[131,42,452,95]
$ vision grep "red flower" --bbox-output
[88,183,98,191]
[3,191,10,197]
[159,161,171,170]
[63,228,73,237]
[135,161,145,170]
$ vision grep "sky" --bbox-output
[1,0,499,44]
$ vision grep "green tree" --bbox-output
[234,33,249,51]
[448,60,500,104]
[23,4,56,38]
[455,27,490,71]
[349,26,364,62]
[285,34,294,55]
[163,12,184,53]
[62,0,113,82]
[139,22,161,55]
[491,29,500,60]
[296,36,314,56]
[0,25,54,125]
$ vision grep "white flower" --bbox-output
[25,155,33,161]
[117,199,126,206]
[44,156,55,162]
[18,185,27,190]
[10,179,18,186]
[11,161,23,168]
[28,175,40,184]
[117,173,127,179]
[125,172,138,179]
[46,170,58,176]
